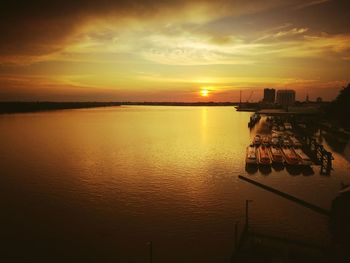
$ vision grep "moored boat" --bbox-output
[262,135,271,145]
[269,146,284,164]
[253,135,261,145]
[246,145,257,165]
[272,130,284,136]
[282,136,291,147]
[258,145,272,165]
[248,114,261,127]
[271,125,279,133]
[284,122,293,130]
[290,136,302,147]
[271,134,280,146]
[281,146,300,166]
[293,148,312,166]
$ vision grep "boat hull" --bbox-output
[269,147,284,164]
[245,146,257,166]
[293,148,313,166]
[257,146,272,166]
[281,147,300,166]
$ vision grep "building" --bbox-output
[276,90,296,106]
[263,88,275,103]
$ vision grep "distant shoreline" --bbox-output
[0,102,122,114]
[122,102,237,106]
[0,101,238,114]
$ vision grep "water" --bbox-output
[0,106,349,262]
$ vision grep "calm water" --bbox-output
[0,106,349,262]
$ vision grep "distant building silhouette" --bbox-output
[263,88,275,103]
[276,90,295,106]
[316,97,323,103]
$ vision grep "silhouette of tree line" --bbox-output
[0,101,237,114]
[0,102,121,114]
[326,83,350,130]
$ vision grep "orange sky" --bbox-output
[0,0,349,102]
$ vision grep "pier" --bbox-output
[232,176,330,262]
[297,127,334,174]
[247,113,334,175]
[232,196,327,262]
[238,176,330,216]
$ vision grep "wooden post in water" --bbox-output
[234,221,239,250]
[245,200,253,229]
[148,241,153,263]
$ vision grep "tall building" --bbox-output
[276,90,295,106]
[263,88,275,103]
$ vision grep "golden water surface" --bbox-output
[0,106,349,262]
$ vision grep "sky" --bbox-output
[0,0,349,102]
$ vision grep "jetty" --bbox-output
[231,194,327,262]
[233,176,330,262]
[245,114,334,174]
[234,175,350,262]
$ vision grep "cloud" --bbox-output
[274,28,309,38]
[0,0,310,63]
[1,1,349,60]
[0,0,349,102]
[254,27,309,42]
[70,25,350,66]
[296,0,330,9]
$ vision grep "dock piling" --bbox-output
[245,200,253,229]
[234,221,239,251]
[148,241,153,263]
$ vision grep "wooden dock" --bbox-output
[231,195,328,262]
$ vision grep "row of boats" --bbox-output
[246,144,312,167]
[267,118,293,132]
[252,134,302,147]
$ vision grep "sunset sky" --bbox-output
[0,0,349,102]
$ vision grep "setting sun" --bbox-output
[200,89,209,97]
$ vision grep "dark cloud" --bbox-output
[198,0,350,43]
[0,0,349,66]
[292,0,350,34]
[3,0,347,59]
[0,0,200,58]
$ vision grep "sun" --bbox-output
[200,89,209,97]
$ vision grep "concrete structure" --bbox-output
[276,90,295,106]
[263,88,275,103]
